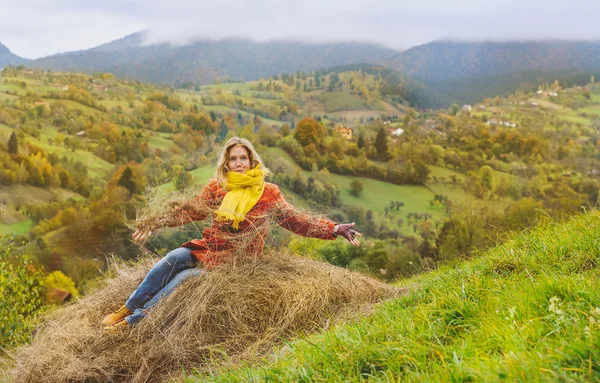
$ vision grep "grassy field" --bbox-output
[42,99,103,115]
[316,91,368,112]
[265,147,446,224]
[0,123,113,179]
[0,219,34,236]
[0,185,84,236]
[0,82,27,96]
[0,92,18,101]
[98,100,132,110]
[0,123,12,137]
[146,135,175,151]
[189,211,600,383]
[200,105,282,126]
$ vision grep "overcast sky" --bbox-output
[2,0,600,59]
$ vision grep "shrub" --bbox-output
[0,240,45,348]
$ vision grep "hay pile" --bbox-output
[8,254,399,383]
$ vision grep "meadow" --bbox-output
[189,211,600,383]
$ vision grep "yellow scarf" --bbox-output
[215,164,265,229]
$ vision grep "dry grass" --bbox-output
[6,253,400,383]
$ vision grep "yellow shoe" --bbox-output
[101,305,132,326]
[103,319,130,333]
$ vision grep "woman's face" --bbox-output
[228,145,251,174]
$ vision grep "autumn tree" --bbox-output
[294,118,324,147]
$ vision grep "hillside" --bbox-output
[386,40,600,82]
[3,65,600,345]
[383,40,600,105]
[190,211,600,382]
[26,31,399,86]
[13,38,600,107]
[0,42,27,68]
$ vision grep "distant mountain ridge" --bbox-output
[26,31,399,85]
[385,40,600,82]
[382,40,600,105]
[9,36,600,107]
[0,43,27,68]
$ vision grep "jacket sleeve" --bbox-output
[161,179,221,228]
[271,184,337,240]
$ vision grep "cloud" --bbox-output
[0,2,145,58]
[2,0,600,58]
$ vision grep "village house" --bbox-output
[76,131,86,137]
[388,127,404,137]
[462,105,472,114]
[334,126,353,140]
[476,105,487,111]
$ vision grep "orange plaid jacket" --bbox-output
[167,179,337,268]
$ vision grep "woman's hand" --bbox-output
[335,222,362,246]
[132,228,152,243]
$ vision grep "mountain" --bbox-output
[27,31,399,85]
[0,42,28,68]
[385,40,600,82]
[382,40,600,105]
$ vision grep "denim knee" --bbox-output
[162,247,194,267]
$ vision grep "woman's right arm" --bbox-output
[133,179,219,242]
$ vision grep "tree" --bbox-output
[294,118,324,147]
[374,127,390,161]
[174,167,194,191]
[210,111,217,122]
[450,104,460,116]
[1,244,44,348]
[357,132,366,149]
[350,179,364,197]
[479,165,495,193]
[117,167,137,195]
[8,132,18,154]
[218,119,228,142]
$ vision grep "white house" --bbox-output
[390,128,404,136]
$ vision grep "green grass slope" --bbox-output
[190,211,600,382]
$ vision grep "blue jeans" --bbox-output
[124,247,204,325]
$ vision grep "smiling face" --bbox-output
[227,145,251,174]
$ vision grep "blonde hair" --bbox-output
[215,137,270,188]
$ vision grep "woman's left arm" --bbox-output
[270,185,361,245]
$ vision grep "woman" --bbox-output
[102,137,361,330]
